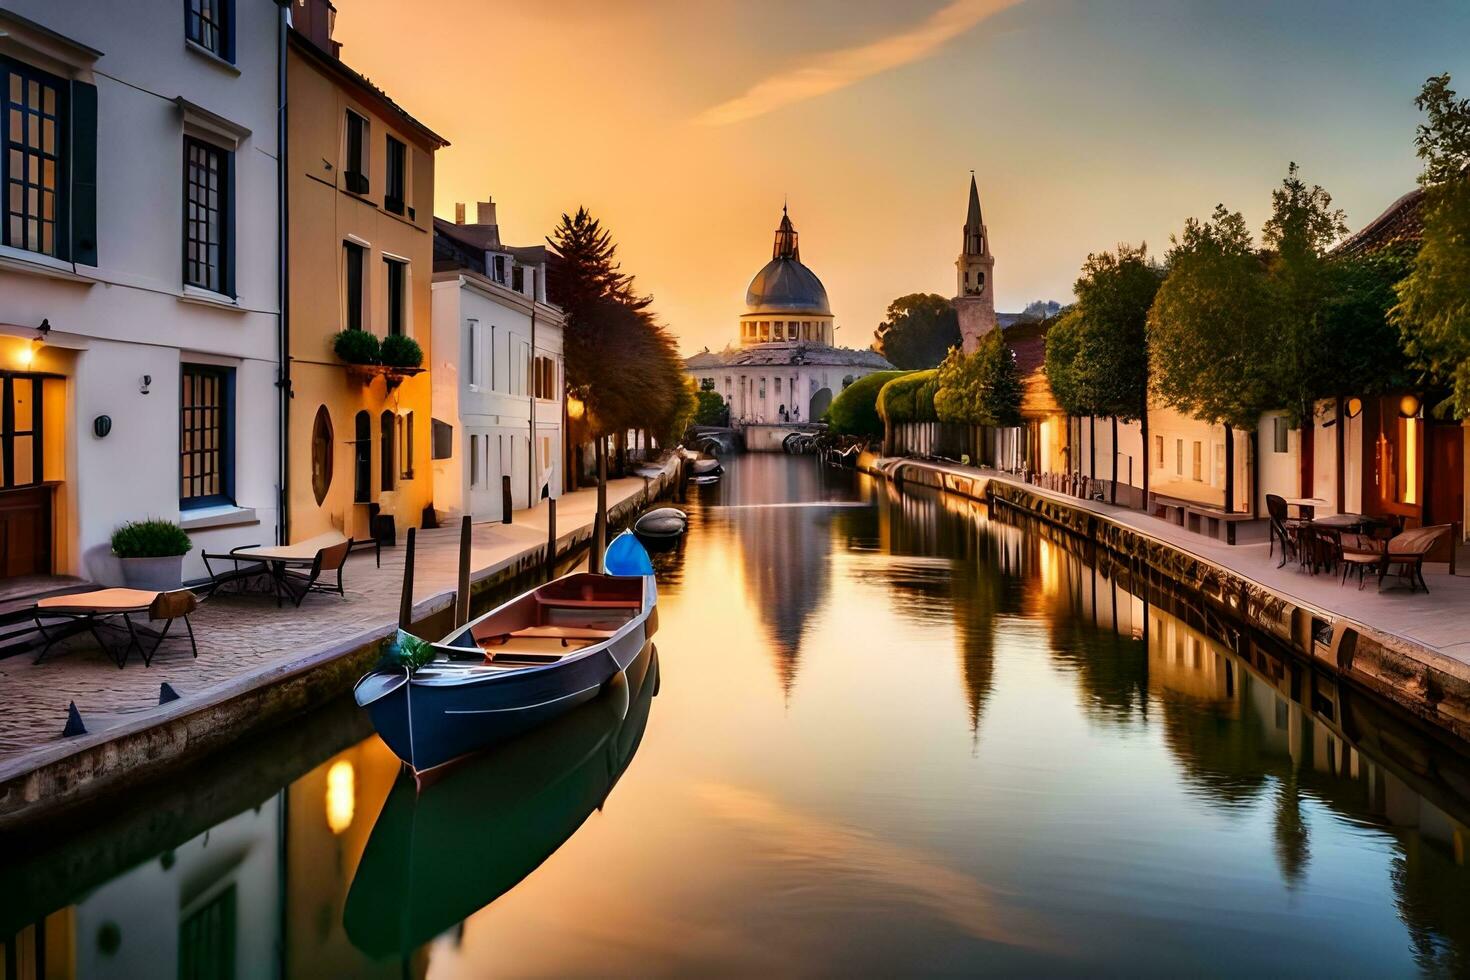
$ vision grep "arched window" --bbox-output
[380,410,396,491]
[311,406,333,506]
[353,410,371,503]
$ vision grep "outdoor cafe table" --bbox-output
[1311,513,1377,532]
[1284,497,1329,520]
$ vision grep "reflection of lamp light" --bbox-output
[1399,394,1420,418]
[325,759,355,834]
[566,396,585,420]
[1344,397,1362,419]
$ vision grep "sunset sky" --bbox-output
[334,0,1470,356]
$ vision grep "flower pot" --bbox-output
[118,555,184,592]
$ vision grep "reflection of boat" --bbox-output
[354,532,657,773]
[344,642,660,960]
[634,507,688,548]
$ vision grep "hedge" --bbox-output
[876,369,939,425]
[824,370,908,436]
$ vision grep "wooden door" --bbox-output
[1426,423,1463,528]
[0,486,51,577]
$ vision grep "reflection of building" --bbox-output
[431,197,566,520]
[0,1,283,585]
[285,0,448,543]
[684,207,891,427]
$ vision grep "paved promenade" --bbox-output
[874,456,1470,667]
[0,464,674,781]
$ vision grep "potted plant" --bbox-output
[379,334,423,369]
[332,328,381,365]
[112,518,192,590]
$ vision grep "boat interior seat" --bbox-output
[508,625,618,640]
[535,597,642,610]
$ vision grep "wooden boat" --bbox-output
[354,531,657,773]
[633,506,688,548]
[344,642,659,959]
[691,456,723,476]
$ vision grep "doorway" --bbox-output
[1426,422,1464,529]
[1,373,54,579]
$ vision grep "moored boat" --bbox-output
[353,531,658,773]
[633,506,688,547]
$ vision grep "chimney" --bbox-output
[294,0,341,57]
[476,198,498,227]
[454,203,466,225]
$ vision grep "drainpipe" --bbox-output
[275,2,291,545]
[528,299,536,506]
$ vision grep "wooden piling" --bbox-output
[398,527,416,630]
[545,497,557,575]
[455,516,471,627]
[502,474,513,525]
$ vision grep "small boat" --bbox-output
[691,457,723,476]
[354,531,658,773]
[344,642,659,959]
[633,506,688,548]
[691,472,721,485]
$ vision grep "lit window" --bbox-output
[180,365,235,508]
[3,59,66,257]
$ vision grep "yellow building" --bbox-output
[284,2,447,543]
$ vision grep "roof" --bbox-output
[965,174,983,235]
[1333,188,1425,258]
[745,258,832,316]
[435,216,499,252]
[288,29,449,148]
[684,343,893,370]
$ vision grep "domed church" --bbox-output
[686,206,893,425]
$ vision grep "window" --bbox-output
[183,136,231,294]
[1154,434,1163,467]
[3,59,67,258]
[1175,438,1184,477]
[1273,417,1289,454]
[534,356,557,399]
[186,0,232,60]
[399,411,414,478]
[467,319,481,386]
[179,885,236,980]
[492,254,506,284]
[353,410,371,503]
[512,264,524,293]
[380,410,395,491]
[1192,441,1202,481]
[180,365,234,507]
[775,377,782,393]
[310,405,332,506]
[1,374,46,489]
[470,433,480,487]
[431,418,452,460]
[759,378,766,398]
[344,242,365,330]
[384,135,406,214]
[344,111,368,194]
[385,258,406,335]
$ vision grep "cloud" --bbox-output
[693,0,1023,126]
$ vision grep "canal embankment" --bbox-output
[859,452,1470,743]
[0,457,681,830]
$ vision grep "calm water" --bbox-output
[6,454,1470,977]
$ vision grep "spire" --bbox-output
[963,172,984,255]
[772,205,800,261]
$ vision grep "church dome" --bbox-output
[745,257,831,316]
[743,207,832,317]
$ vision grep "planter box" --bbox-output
[118,555,184,592]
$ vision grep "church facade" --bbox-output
[685,207,893,425]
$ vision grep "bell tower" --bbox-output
[954,173,996,351]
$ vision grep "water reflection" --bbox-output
[5,456,1470,976]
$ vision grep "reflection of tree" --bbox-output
[1272,775,1310,892]
[1157,690,1274,807]
[1048,615,1148,728]
[1392,836,1470,975]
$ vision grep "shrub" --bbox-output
[877,370,938,425]
[825,370,907,437]
[380,334,424,368]
[332,329,381,365]
[111,518,191,558]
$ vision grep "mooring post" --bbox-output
[545,497,557,575]
[455,516,471,627]
[502,474,513,525]
[398,526,416,630]
[591,438,608,574]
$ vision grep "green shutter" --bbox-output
[70,80,98,266]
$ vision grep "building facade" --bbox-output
[0,1,282,586]
[430,199,565,521]
[684,206,893,429]
[284,2,447,544]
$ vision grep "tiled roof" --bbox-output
[684,343,894,370]
[1333,188,1425,258]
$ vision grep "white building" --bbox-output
[0,1,282,587]
[685,206,893,428]
[430,199,565,521]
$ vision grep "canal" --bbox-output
[5,453,1470,977]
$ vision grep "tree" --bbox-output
[546,206,650,320]
[826,370,908,437]
[1043,308,1086,417]
[876,370,939,425]
[873,294,961,369]
[1318,253,1413,398]
[1148,205,1275,430]
[1061,244,1160,421]
[1393,73,1470,417]
[934,331,1022,427]
[693,387,728,426]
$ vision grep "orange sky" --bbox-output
[332,0,1470,356]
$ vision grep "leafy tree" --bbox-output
[1043,308,1085,416]
[1058,244,1160,421]
[1261,163,1348,426]
[934,331,1022,427]
[876,369,939,425]
[1393,73,1470,417]
[1148,205,1274,430]
[826,370,908,436]
[1317,252,1413,399]
[873,293,962,369]
[693,387,727,426]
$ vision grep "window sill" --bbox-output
[0,247,97,284]
[179,285,245,311]
[180,504,258,531]
[184,38,241,74]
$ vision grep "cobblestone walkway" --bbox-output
[0,469,668,768]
